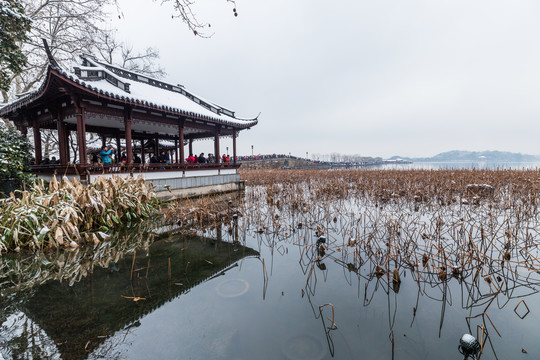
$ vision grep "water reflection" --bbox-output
[297,230,540,360]
[0,230,258,360]
[0,224,157,295]
[2,188,540,359]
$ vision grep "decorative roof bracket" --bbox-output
[42,38,60,69]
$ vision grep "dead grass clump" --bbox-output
[163,194,240,233]
[233,168,540,329]
[0,175,158,253]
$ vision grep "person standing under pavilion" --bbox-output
[100,146,115,165]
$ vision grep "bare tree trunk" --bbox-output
[69,131,78,163]
[42,129,59,159]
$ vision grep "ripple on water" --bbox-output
[215,278,250,298]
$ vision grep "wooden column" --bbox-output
[188,139,193,156]
[154,136,159,158]
[214,130,220,164]
[174,139,179,164]
[233,131,237,164]
[56,109,68,165]
[80,106,87,165]
[141,139,146,163]
[178,122,185,165]
[32,118,42,164]
[65,130,70,163]
[73,97,87,166]
[101,135,106,148]
[116,134,121,163]
[124,108,133,164]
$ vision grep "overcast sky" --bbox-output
[110,0,540,158]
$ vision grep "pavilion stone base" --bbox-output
[36,169,244,199]
[96,169,243,199]
[147,171,242,193]
[155,181,245,201]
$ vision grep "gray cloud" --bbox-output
[112,0,540,157]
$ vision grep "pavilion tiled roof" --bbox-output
[0,50,258,130]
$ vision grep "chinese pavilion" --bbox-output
[0,40,258,190]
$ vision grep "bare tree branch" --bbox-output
[3,0,237,100]
[163,0,237,37]
[2,0,166,100]
[91,31,166,78]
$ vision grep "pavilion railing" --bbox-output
[30,163,241,177]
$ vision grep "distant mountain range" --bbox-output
[388,150,540,163]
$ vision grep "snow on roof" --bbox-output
[71,55,256,127]
[1,49,258,130]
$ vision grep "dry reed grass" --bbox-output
[233,169,540,348]
[163,193,241,233]
[0,175,159,253]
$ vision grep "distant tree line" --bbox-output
[311,153,383,164]
[236,153,385,167]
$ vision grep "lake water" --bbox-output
[379,161,540,170]
[1,187,539,359]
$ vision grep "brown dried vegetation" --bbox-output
[0,175,159,252]
[236,169,540,332]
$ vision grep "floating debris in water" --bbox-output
[514,299,531,319]
[392,269,401,284]
[458,334,480,357]
[121,295,146,302]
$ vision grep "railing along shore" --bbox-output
[30,162,241,177]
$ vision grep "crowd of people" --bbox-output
[36,151,322,167]
[88,146,232,166]
[35,151,382,169]
[197,153,302,163]
[36,156,60,165]
[236,154,293,161]
[35,145,269,167]
[36,152,291,166]
[185,153,230,164]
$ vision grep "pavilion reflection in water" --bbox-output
[0,235,259,360]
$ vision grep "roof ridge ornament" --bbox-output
[82,58,261,121]
[42,38,60,69]
[75,56,132,94]
[91,59,236,118]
